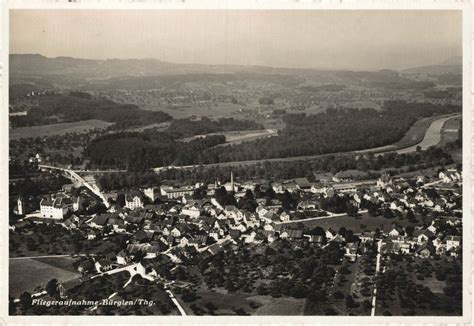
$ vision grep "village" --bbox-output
[9,165,463,315]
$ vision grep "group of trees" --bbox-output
[10,91,172,128]
[86,116,265,171]
[167,117,262,139]
[203,102,460,163]
[377,256,462,315]
[94,144,455,189]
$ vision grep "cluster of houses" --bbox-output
[378,220,462,258]
[11,169,463,295]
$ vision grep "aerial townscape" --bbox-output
[8,10,463,317]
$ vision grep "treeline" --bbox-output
[95,146,455,190]
[202,102,460,163]
[10,92,172,128]
[85,131,225,172]
[86,117,262,171]
[87,101,459,172]
[166,117,263,138]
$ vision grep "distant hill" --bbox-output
[10,54,178,80]
[401,56,462,75]
[10,54,460,91]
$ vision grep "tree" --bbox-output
[46,279,58,297]
[19,292,32,309]
[346,203,359,217]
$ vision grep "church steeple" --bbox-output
[230,171,234,192]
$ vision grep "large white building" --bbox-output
[125,192,145,210]
[40,197,72,220]
[160,186,194,199]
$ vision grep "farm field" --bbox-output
[375,257,462,316]
[287,212,433,234]
[439,115,462,162]
[178,286,305,315]
[34,256,80,273]
[249,295,306,315]
[10,119,112,140]
[9,258,81,298]
[144,102,246,120]
[181,129,278,145]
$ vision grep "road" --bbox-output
[38,164,110,208]
[275,210,368,225]
[10,254,94,260]
[371,239,383,317]
[153,113,460,172]
[164,287,187,316]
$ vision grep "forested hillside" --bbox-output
[10,91,172,128]
[202,101,461,163]
[84,101,460,172]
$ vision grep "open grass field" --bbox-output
[375,257,461,316]
[439,115,462,163]
[10,119,112,140]
[179,286,306,316]
[290,212,431,234]
[145,102,245,120]
[9,258,81,298]
[249,295,306,315]
[34,256,79,273]
[181,129,278,145]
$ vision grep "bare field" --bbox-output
[9,258,81,298]
[10,119,112,140]
[288,212,432,234]
[249,295,306,315]
[182,129,278,145]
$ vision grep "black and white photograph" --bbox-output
[3,2,470,322]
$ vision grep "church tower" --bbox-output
[16,196,24,215]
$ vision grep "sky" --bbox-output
[10,10,462,70]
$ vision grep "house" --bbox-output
[160,185,194,199]
[326,229,337,241]
[61,218,78,231]
[181,205,201,219]
[143,187,158,202]
[345,242,359,261]
[136,255,171,278]
[77,259,95,275]
[388,224,404,238]
[124,213,147,225]
[132,230,152,243]
[107,218,126,233]
[116,250,131,265]
[229,229,242,240]
[58,277,89,298]
[40,196,72,219]
[125,192,145,210]
[88,214,110,229]
[416,244,434,258]
[280,229,303,240]
[416,231,431,244]
[298,201,318,211]
[359,231,375,243]
[95,259,115,273]
[304,234,324,245]
[446,235,461,251]
[280,212,291,222]
[87,230,97,240]
[399,243,411,254]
